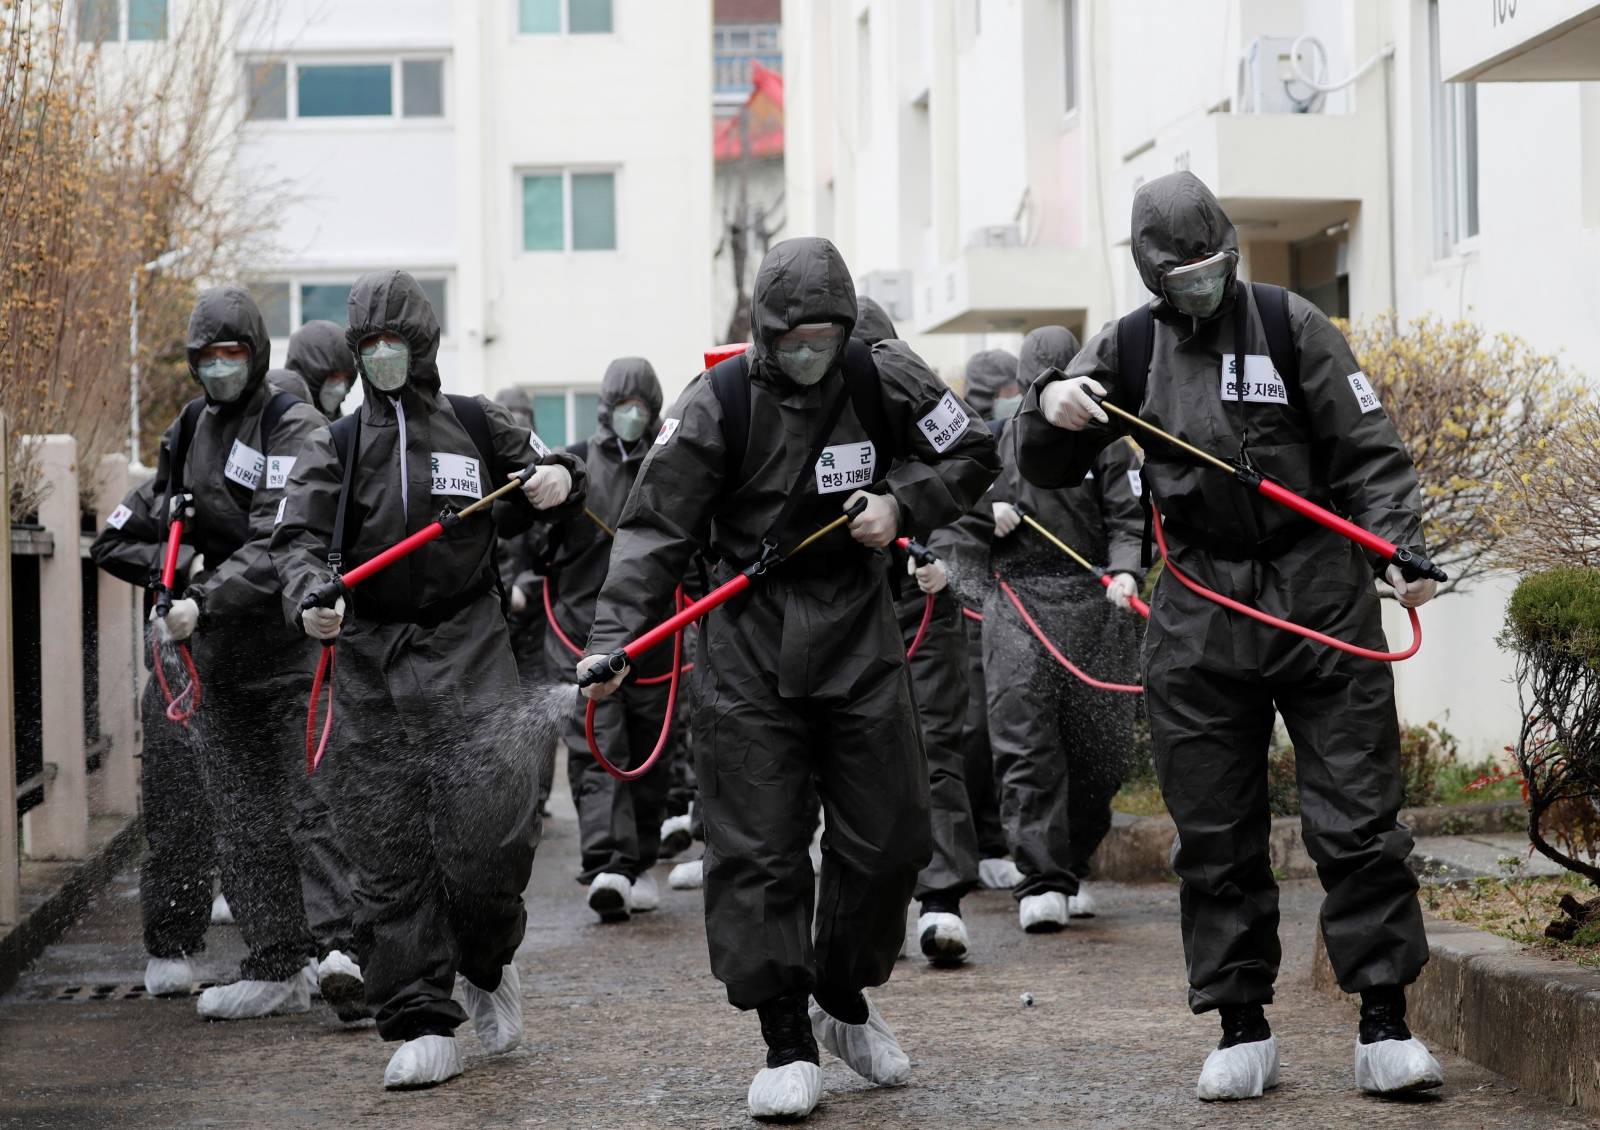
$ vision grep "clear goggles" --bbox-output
[775,322,844,350]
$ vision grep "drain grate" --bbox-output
[40,981,219,1002]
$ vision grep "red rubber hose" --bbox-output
[1150,505,1421,662]
[1096,573,1151,619]
[584,589,685,782]
[306,645,335,775]
[150,634,201,725]
[543,576,693,684]
[905,593,935,660]
[962,606,985,623]
[996,578,1143,695]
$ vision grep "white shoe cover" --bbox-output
[809,993,911,1086]
[630,870,660,913]
[384,1035,463,1090]
[1068,884,1097,918]
[588,872,632,921]
[460,963,522,1055]
[210,893,234,924]
[196,975,311,1020]
[1197,1036,1280,1101]
[1354,1037,1444,1095]
[302,958,321,998]
[1019,892,1069,933]
[747,1060,823,1120]
[317,950,367,1020]
[978,857,1024,890]
[659,813,693,857]
[144,956,194,997]
[669,859,704,889]
[917,912,970,964]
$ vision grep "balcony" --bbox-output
[915,244,1103,336]
[1440,1,1600,82]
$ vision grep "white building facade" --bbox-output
[234,0,713,445]
[782,0,1600,754]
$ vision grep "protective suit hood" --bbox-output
[1017,326,1082,382]
[596,356,662,442]
[851,296,897,346]
[1130,171,1239,303]
[748,237,857,389]
[185,285,271,404]
[345,270,442,395]
[265,367,311,403]
[962,348,1019,420]
[285,320,354,402]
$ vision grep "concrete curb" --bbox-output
[0,814,143,996]
[1092,800,1524,883]
[1312,919,1600,1115]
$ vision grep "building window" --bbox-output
[77,0,166,42]
[251,276,450,337]
[528,388,601,448]
[713,21,782,98]
[520,170,618,252]
[243,57,447,123]
[1062,0,1079,115]
[519,0,613,36]
[1429,0,1479,255]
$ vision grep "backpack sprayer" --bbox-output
[150,495,201,724]
[1089,393,1446,662]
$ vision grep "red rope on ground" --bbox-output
[1150,505,1421,663]
[995,577,1143,695]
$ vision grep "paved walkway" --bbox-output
[0,754,1592,1129]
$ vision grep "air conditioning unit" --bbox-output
[1238,36,1324,115]
[965,223,1021,249]
[860,269,914,324]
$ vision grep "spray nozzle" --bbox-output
[303,578,346,611]
[1391,546,1448,585]
[576,648,630,689]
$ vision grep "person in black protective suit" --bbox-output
[142,285,361,1023]
[852,297,980,966]
[977,325,1144,934]
[272,270,587,1091]
[286,319,357,420]
[1019,171,1443,1101]
[953,348,1025,889]
[579,238,998,1121]
[91,476,217,998]
[542,356,681,921]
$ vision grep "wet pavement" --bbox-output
[0,750,1593,1129]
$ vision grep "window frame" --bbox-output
[76,0,167,43]
[514,0,617,38]
[525,386,603,448]
[1060,0,1080,125]
[252,273,454,341]
[517,167,621,255]
[242,54,450,127]
[1427,0,1480,259]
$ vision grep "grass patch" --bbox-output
[1420,864,1600,969]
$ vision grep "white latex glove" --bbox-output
[150,597,199,642]
[992,501,1021,538]
[907,555,949,594]
[1039,376,1109,431]
[1104,572,1139,611]
[1385,565,1438,609]
[302,597,345,640]
[518,464,573,510]
[845,490,899,549]
[189,553,206,576]
[578,653,628,701]
[509,583,529,615]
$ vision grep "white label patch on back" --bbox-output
[224,439,265,489]
[1220,355,1289,405]
[918,391,971,452]
[274,497,287,526]
[1347,372,1381,413]
[266,455,295,490]
[655,418,681,446]
[106,504,133,530]
[815,441,876,495]
[1127,469,1144,497]
[528,431,552,458]
[430,452,483,499]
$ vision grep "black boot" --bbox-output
[1358,986,1412,1044]
[1218,1003,1272,1049]
[756,992,819,1068]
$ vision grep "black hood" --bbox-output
[494,386,533,426]
[265,367,311,403]
[748,237,857,389]
[1017,326,1082,383]
[1130,171,1240,303]
[851,296,897,346]
[285,319,355,400]
[962,348,1019,420]
[185,285,271,405]
[596,357,663,443]
[345,270,442,394]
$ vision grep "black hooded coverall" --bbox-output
[853,298,980,906]
[1016,171,1430,1010]
[981,326,1144,901]
[91,476,215,961]
[286,319,355,419]
[587,238,998,1010]
[271,271,588,1040]
[154,285,346,982]
[543,357,682,884]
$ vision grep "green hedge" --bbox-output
[1504,568,1600,664]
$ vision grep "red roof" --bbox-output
[715,61,784,161]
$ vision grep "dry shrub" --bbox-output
[1494,398,1600,575]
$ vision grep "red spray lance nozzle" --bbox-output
[895,536,938,569]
